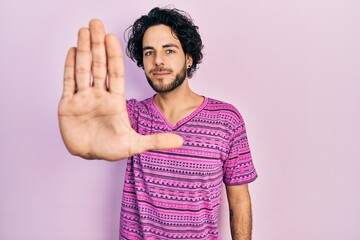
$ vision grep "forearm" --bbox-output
[227,184,253,240]
[229,199,252,240]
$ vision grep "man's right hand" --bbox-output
[58,19,183,161]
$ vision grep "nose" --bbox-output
[154,52,164,66]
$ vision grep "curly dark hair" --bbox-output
[126,7,204,78]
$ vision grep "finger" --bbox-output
[105,34,125,95]
[62,47,76,98]
[75,28,91,91]
[89,19,107,89]
[139,133,184,153]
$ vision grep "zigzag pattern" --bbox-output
[120,97,257,239]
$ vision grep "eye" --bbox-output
[144,51,154,56]
[165,49,175,54]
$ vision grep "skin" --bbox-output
[143,25,188,93]
[141,24,203,125]
[58,20,183,161]
[58,19,253,238]
[227,184,253,240]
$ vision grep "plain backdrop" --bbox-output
[1,0,359,239]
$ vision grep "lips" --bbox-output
[153,71,170,76]
[151,69,171,78]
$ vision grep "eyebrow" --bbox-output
[143,43,180,51]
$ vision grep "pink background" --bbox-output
[1,0,359,239]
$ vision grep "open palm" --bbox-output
[58,20,183,161]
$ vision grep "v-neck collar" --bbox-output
[150,95,208,130]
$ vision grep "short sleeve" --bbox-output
[223,115,258,185]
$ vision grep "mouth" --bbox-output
[151,69,171,78]
[153,72,170,76]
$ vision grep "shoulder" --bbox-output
[204,98,245,125]
[126,97,153,111]
[126,97,154,127]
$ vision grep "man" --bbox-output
[59,7,257,240]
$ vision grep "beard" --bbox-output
[145,62,187,93]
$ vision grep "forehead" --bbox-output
[142,24,182,48]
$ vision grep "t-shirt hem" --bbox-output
[224,174,258,186]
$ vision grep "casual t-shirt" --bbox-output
[120,96,257,239]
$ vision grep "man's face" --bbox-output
[142,24,192,93]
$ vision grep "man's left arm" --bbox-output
[226,184,253,240]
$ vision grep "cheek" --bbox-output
[142,60,151,72]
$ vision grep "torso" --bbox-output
[120,97,257,239]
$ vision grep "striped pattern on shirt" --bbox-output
[120,97,257,239]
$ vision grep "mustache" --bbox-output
[150,67,172,73]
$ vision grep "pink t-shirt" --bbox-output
[120,97,257,239]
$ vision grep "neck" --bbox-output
[153,79,204,125]
[154,79,196,111]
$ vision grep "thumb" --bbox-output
[138,133,184,152]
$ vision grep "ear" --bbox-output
[185,54,193,68]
